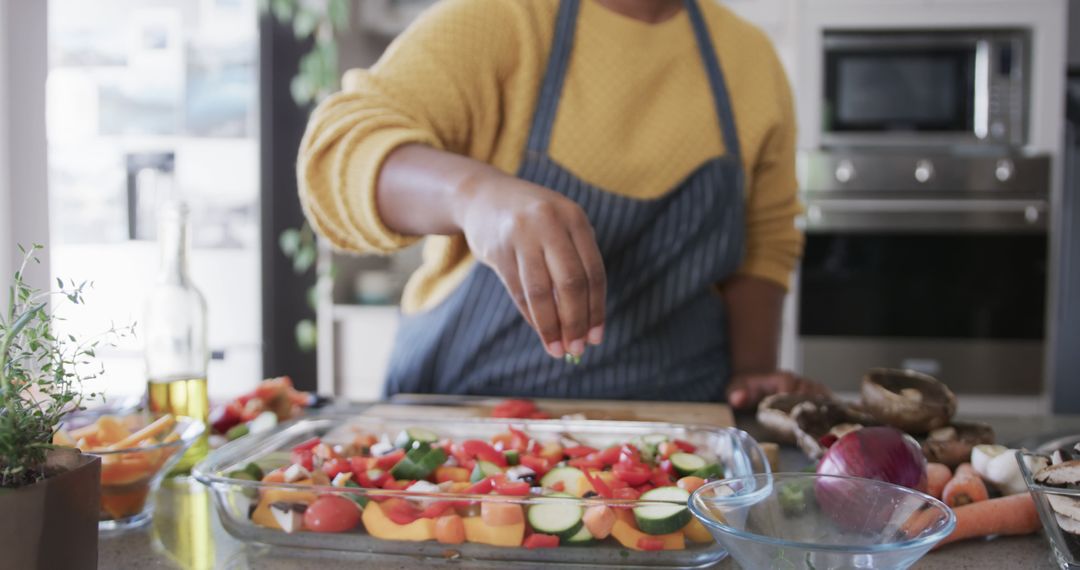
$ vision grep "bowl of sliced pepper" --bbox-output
[57,412,205,531]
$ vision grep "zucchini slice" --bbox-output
[633,487,691,535]
[564,523,595,546]
[527,493,584,540]
[669,452,707,477]
[539,466,586,495]
[394,427,440,450]
[470,460,503,483]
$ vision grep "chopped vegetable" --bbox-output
[583,505,616,539]
[523,533,560,549]
[303,495,361,533]
[435,514,466,544]
[941,463,989,507]
[926,463,952,500]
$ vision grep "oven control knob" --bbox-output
[834,160,855,184]
[914,160,935,183]
[995,159,1015,183]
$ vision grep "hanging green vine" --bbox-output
[260,0,350,106]
[259,0,351,353]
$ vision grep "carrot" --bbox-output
[106,414,175,451]
[926,463,952,500]
[941,463,989,507]
[934,492,1041,549]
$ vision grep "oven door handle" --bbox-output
[803,199,1048,232]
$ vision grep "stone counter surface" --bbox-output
[100,412,1080,569]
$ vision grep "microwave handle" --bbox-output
[974,39,991,140]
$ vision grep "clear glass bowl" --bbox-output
[194,415,770,567]
[64,412,205,532]
[1017,448,1080,569]
[689,473,956,570]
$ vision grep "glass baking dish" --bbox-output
[1018,442,1080,570]
[193,415,768,567]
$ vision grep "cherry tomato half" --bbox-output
[523,533,560,549]
[303,495,360,533]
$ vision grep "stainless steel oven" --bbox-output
[822,30,1029,148]
[797,151,1051,395]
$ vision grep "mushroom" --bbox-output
[789,400,879,459]
[756,394,833,445]
[920,421,995,468]
[1035,460,1080,539]
[861,368,957,434]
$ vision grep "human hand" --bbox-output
[726,370,830,410]
[454,169,606,359]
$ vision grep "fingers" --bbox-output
[517,248,564,358]
[727,372,803,410]
[567,218,606,346]
[493,254,534,329]
[545,230,592,356]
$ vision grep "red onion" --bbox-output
[815,427,928,531]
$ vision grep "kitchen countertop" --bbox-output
[99,410,1080,570]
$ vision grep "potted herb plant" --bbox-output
[0,245,126,570]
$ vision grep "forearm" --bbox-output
[376,144,505,236]
[719,274,786,375]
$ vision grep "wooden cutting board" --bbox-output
[361,394,734,427]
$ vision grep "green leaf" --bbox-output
[295,319,317,353]
[271,0,294,22]
[279,228,302,256]
[328,0,349,32]
[292,246,316,274]
[293,8,319,39]
[306,286,319,311]
[290,74,315,106]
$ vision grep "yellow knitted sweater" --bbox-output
[298,0,803,313]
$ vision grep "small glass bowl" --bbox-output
[64,412,205,532]
[689,473,956,570]
[1017,448,1080,569]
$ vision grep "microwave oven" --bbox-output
[822,30,1028,148]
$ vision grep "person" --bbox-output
[298,0,829,408]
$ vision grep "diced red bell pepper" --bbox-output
[519,455,552,478]
[356,469,390,488]
[523,533,560,549]
[568,457,605,471]
[634,483,656,494]
[322,458,352,479]
[493,479,532,496]
[582,469,613,499]
[672,439,697,453]
[374,449,406,471]
[597,446,622,466]
[382,498,421,525]
[612,462,651,486]
[508,426,532,452]
[612,487,641,501]
[209,403,243,434]
[619,444,642,465]
[550,481,565,492]
[292,437,321,453]
[491,399,539,418]
[417,501,455,519]
[291,449,315,472]
[528,411,551,419]
[463,476,496,495]
[382,478,413,490]
[462,440,507,467]
[564,446,599,458]
[637,537,666,551]
[651,466,674,487]
[349,456,372,475]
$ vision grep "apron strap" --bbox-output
[525,0,581,155]
[684,0,741,160]
[524,0,742,160]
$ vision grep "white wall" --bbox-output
[0,0,49,289]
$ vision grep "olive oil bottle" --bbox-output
[144,200,209,474]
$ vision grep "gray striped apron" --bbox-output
[385,0,745,401]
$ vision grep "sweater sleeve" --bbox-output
[736,52,804,290]
[297,0,518,254]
